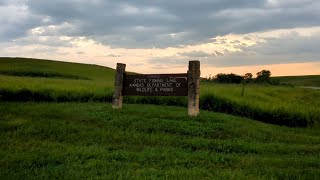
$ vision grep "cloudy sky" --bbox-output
[1,0,320,77]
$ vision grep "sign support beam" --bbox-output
[112,63,126,109]
[188,61,200,116]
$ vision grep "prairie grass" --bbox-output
[0,70,90,80]
[1,57,319,127]
[201,83,320,127]
[272,75,320,87]
[0,102,319,179]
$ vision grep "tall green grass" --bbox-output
[0,70,90,80]
[0,57,115,80]
[0,57,115,101]
[201,83,320,127]
[1,102,320,179]
[1,57,320,127]
[272,75,320,87]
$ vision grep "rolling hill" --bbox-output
[1,57,320,127]
[1,57,320,178]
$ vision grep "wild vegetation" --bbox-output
[0,57,115,101]
[204,69,282,85]
[1,57,320,178]
[200,83,320,127]
[1,57,320,127]
[1,102,319,179]
[272,75,320,87]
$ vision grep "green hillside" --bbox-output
[1,57,320,127]
[1,102,319,179]
[272,75,320,87]
[0,57,115,96]
[0,57,115,80]
[1,57,320,178]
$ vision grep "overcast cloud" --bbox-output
[0,0,320,74]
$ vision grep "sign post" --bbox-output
[112,63,126,109]
[112,61,200,116]
[188,61,200,116]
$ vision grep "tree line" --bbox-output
[203,70,279,84]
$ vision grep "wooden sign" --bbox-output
[112,61,200,116]
[122,73,187,96]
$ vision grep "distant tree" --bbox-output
[256,70,271,83]
[215,73,243,84]
[202,74,213,82]
[241,73,253,96]
[208,74,212,81]
[243,73,253,83]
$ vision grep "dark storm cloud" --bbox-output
[244,32,320,55]
[0,3,41,41]
[1,0,320,48]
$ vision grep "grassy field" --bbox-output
[0,57,115,99]
[1,102,319,179]
[201,83,320,127]
[1,57,320,127]
[272,75,320,87]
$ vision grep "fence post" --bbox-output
[188,60,200,116]
[112,63,126,109]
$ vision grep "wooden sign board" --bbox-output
[122,73,187,96]
[112,61,200,116]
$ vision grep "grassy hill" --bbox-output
[1,57,320,178]
[0,57,115,97]
[1,102,319,179]
[272,75,320,87]
[1,57,320,127]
